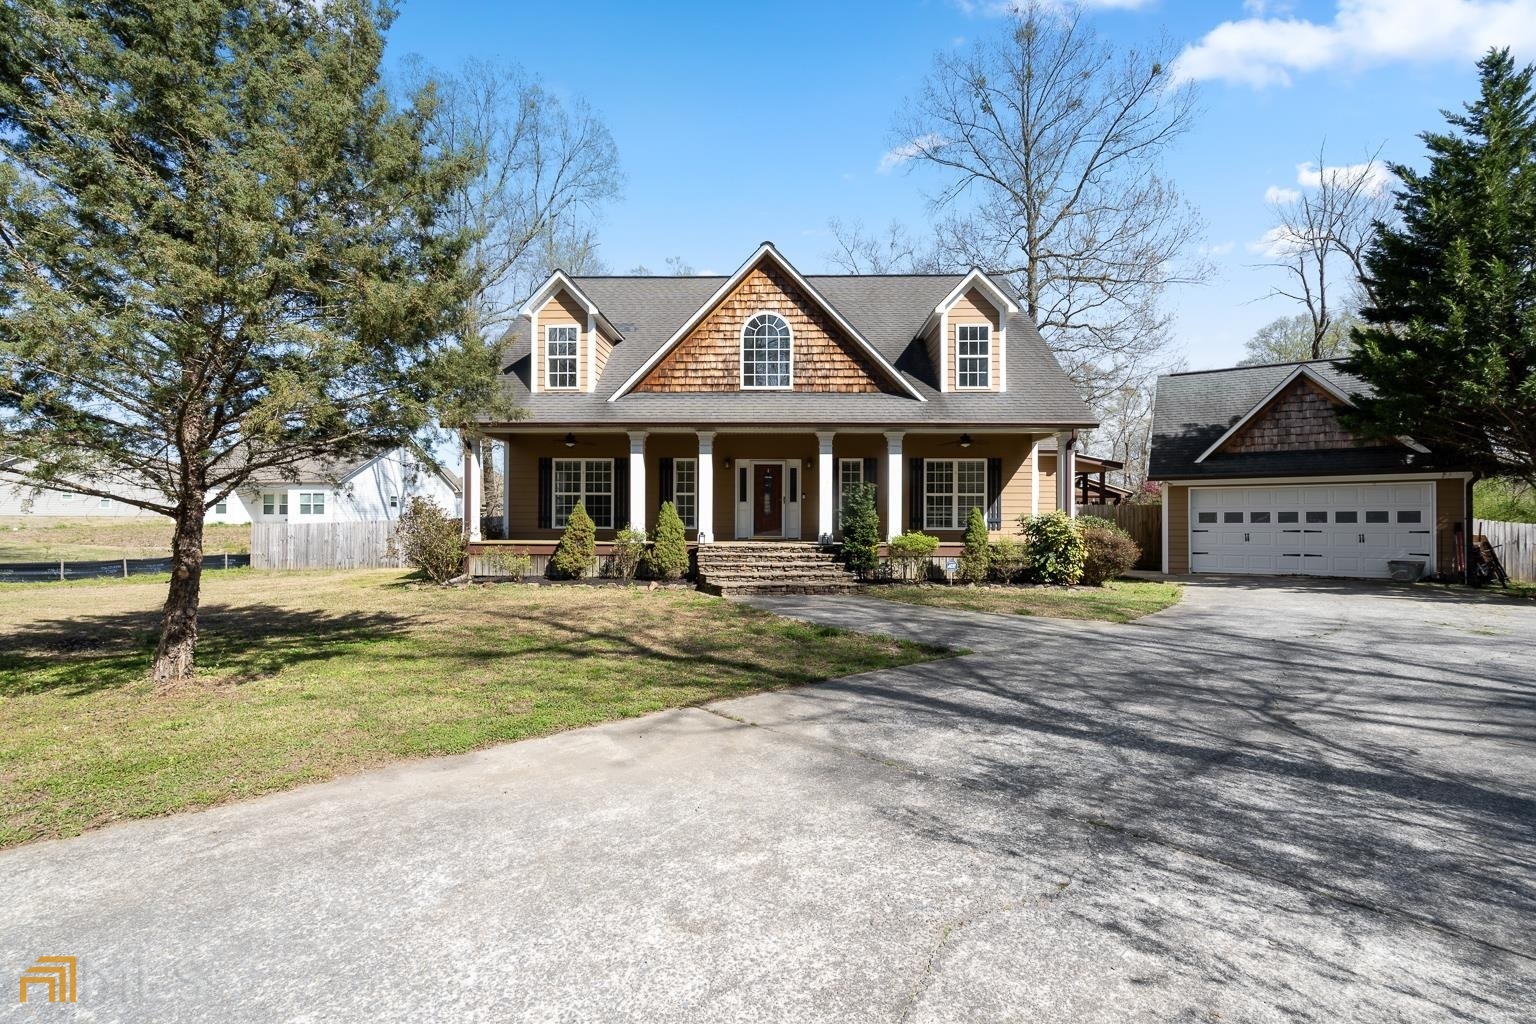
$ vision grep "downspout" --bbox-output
[1465,473,1478,586]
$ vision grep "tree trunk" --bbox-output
[151,500,206,687]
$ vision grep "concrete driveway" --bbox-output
[2,579,1533,1023]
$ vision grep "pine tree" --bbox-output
[548,505,596,579]
[0,1,498,683]
[957,507,991,584]
[645,502,690,581]
[1345,49,1536,482]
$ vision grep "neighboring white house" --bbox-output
[0,449,462,523]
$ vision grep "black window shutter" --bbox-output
[658,457,674,505]
[863,457,878,487]
[537,458,552,529]
[986,457,1003,530]
[833,458,842,529]
[908,458,923,532]
[612,458,629,529]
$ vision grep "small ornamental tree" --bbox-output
[645,501,689,580]
[957,507,991,583]
[839,482,880,578]
[1019,511,1086,585]
[548,505,596,579]
[391,497,466,584]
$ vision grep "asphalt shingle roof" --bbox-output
[486,273,1094,428]
[1148,359,1455,480]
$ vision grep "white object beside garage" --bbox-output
[1189,483,1435,579]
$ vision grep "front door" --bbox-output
[753,463,782,536]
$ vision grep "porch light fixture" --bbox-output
[959,433,973,448]
[724,457,733,467]
[563,432,576,448]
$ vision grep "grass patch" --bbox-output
[0,570,945,848]
[0,517,250,561]
[869,578,1183,624]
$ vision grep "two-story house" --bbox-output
[464,243,1094,575]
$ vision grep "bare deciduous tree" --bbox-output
[824,218,942,274]
[1258,146,1394,358]
[889,1,1207,407]
[402,57,622,335]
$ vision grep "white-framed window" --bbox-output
[956,324,991,389]
[59,491,74,502]
[545,325,579,389]
[98,496,112,508]
[262,493,289,516]
[299,492,326,516]
[838,458,864,527]
[553,458,613,529]
[924,459,987,530]
[673,459,697,529]
[741,313,792,389]
[213,500,228,515]
[388,494,399,510]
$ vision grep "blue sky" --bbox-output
[384,0,1535,370]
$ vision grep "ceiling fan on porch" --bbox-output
[935,433,975,449]
[561,432,601,449]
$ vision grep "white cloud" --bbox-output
[1200,241,1236,256]
[1264,185,1302,204]
[1171,0,1536,88]
[1294,158,1394,195]
[878,134,949,174]
[1248,224,1310,258]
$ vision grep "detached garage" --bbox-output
[1149,361,1472,581]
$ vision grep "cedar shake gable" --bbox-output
[610,243,923,401]
[633,258,897,395]
[1214,373,1388,456]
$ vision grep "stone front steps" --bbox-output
[695,542,862,597]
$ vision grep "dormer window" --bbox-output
[957,324,990,389]
[546,325,579,389]
[741,313,792,389]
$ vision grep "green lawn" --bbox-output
[0,517,250,561]
[0,570,946,848]
[869,579,1184,624]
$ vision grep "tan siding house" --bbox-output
[466,243,1094,563]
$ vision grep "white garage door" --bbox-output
[1190,483,1434,578]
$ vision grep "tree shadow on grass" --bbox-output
[0,603,417,698]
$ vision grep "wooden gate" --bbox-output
[1474,519,1536,582]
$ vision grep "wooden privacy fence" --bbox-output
[251,521,407,570]
[1475,519,1536,582]
[1080,502,1162,571]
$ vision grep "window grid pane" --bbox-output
[553,459,615,529]
[957,325,990,388]
[741,314,792,388]
[546,326,579,389]
[838,459,864,530]
[674,459,697,529]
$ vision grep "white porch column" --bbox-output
[884,431,904,541]
[696,431,716,543]
[1056,431,1076,517]
[815,432,836,542]
[628,431,648,532]
[500,438,512,537]
[464,434,483,540]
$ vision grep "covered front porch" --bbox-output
[463,426,1081,547]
